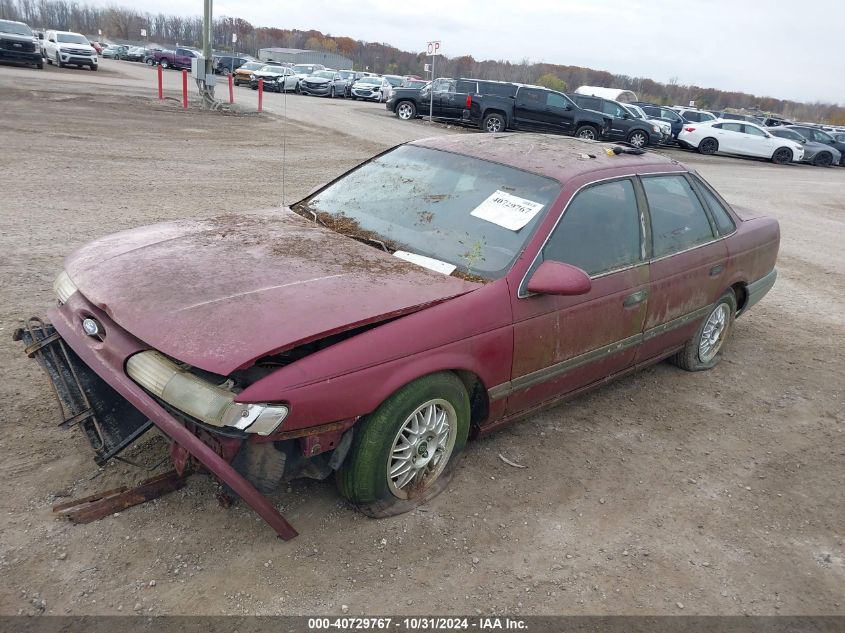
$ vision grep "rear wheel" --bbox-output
[698,137,718,155]
[482,112,506,133]
[337,372,470,517]
[628,130,649,148]
[146,58,155,66]
[670,290,737,371]
[813,152,833,167]
[575,124,598,140]
[396,101,417,120]
[771,147,793,164]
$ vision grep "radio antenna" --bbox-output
[282,73,287,208]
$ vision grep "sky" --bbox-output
[103,0,845,104]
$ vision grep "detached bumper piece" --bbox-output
[53,470,186,524]
[14,318,152,465]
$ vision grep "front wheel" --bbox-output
[813,152,833,167]
[771,147,793,164]
[160,59,170,69]
[90,64,97,71]
[698,137,718,155]
[36,61,43,69]
[396,101,416,120]
[481,112,506,133]
[670,290,737,371]
[628,130,649,148]
[574,124,598,140]
[55,53,62,68]
[146,58,155,66]
[336,372,470,517]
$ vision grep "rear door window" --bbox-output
[542,179,643,276]
[642,175,716,258]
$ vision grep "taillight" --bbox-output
[685,127,696,132]
[466,94,472,108]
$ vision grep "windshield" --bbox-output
[57,33,89,44]
[358,77,381,85]
[0,21,33,36]
[241,62,263,71]
[259,65,281,73]
[384,76,403,86]
[292,65,314,74]
[313,71,335,79]
[625,105,646,119]
[294,145,561,279]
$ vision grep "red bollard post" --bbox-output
[257,78,263,113]
[228,73,234,104]
[181,69,188,110]
[157,64,163,100]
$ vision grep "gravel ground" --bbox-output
[0,60,843,617]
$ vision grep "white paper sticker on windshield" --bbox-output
[470,191,545,231]
[393,250,457,275]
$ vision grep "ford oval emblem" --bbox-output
[82,318,101,337]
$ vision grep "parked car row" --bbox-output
[677,120,845,166]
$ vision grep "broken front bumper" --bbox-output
[15,298,299,540]
[15,318,153,465]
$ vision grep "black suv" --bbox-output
[0,19,42,69]
[633,102,684,139]
[569,94,661,148]
[213,54,255,75]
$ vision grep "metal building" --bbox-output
[258,47,353,70]
[574,86,638,103]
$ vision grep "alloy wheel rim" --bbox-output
[631,133,646,147]
[398,104,412,119]
[579,129,595,139]
[387,399,457,499]
[699,304,729,362]
[486,118,502,132]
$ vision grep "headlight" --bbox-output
[652,125,660,133]
[250,74,256,80]
[127,351,288,435]
[54,270,78,304]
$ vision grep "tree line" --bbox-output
[1,0,842,123]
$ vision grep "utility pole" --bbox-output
[198,0,216,107]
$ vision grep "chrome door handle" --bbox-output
[623,289,648,307]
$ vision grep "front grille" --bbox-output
[1,38,35,52]
[66,48,92,56]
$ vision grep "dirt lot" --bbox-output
[0,62,843,617]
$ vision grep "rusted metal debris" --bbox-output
[53,470,187,524]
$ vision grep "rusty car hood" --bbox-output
[64,209,479,374]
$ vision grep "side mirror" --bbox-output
[526,261,592,296]
[622,113,630,119]
[48,37,55,42]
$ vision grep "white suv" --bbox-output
[43,30,97,70]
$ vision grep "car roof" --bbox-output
[411,134,682,184]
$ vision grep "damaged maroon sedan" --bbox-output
[16,134,779,538]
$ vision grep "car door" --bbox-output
[711,122,743,153]
[740,123,774,157]
[508,178,649,413]
[544,92,575,134]
[513,88,549,130]
[601,100,630,140]
[637,173,728,362]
